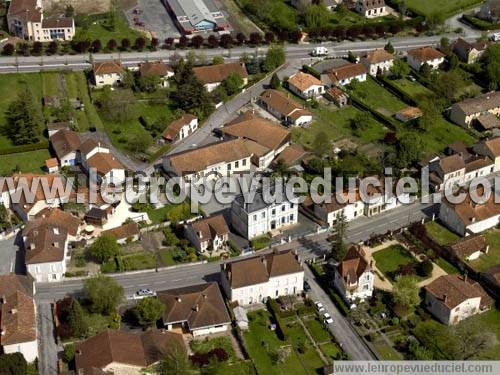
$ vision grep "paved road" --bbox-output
[304,265,376,360]
[0,32,482,74]
[37,303,58,375]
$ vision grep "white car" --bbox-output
[323,313,333,324]
[315,301,325,312]
[135,289,156,298]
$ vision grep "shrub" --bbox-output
[63,344,76,363]
[417,259,433,277]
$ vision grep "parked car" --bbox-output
[315,301,325,312]
[304,280,311,292]
[135,289,155,298]
[323,312,333,324]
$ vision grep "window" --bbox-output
[281,204,286,212]
[242,159,247,166]
[289,214,294,221]
[261,212,265,218]
[272,209,276,216]
[235,161,239,168]
[227,163,231,170]
[253,214,257,221]
[290,203,294,208]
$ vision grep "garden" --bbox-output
[424,221,460,246]
[468,229,500,272]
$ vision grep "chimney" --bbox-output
[202,294,207,299]
[443,294,448,304]
[0,295,5,304]
[10,308,17,315]
[193,304,199,312]
[464,271,468,283]
[76,349,82,355]
[176,297,182,303]
[261,256,267,268]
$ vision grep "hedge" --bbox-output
[461,14,500,30]
[302,65,321,79]
[266,299,288,340]
[0,141,49,155]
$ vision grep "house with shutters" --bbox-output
[287,71,325,100]
[192,62,248,92]
[260,89,313,126]
[424,274,492,325]
[184,214,229,254]
[407,47,445,70]
[92,61,125,88]
[356,0,388,18]
[220,249,304,305]
[162,114,198,143]
[360,48,394,76]
[334,245,374,304]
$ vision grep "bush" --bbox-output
[63,344,76,363]
[417,259,433,277]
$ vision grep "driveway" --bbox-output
[304,264,376,360]
[37,303,59,375]
[0,233,23,274]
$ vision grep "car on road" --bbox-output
[135,289,155,298]
[315,301,325,312]
[323,312,333,324]
[304,280,311,292]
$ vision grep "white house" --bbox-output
[157,282,231,337]
[314,192,365,226]
[448,234,489,262]
[80,138,110,161]
[0,274,38,363]
[162,114,198,143]
[287,71,324,100]
[260,89,313,126]
[231,190,299,240]
[450,91,500,128]
[7,0,75,42]
[220,249,304,305]
[323,63,368,87]
[184,214,229,254]
[50,129,80,167]
[193,62,248,92]
[356,0,388,18]
[163,139,254,184]
[360,49,394,76]
[93,61,125,88]
[428,154,466,192]
[23,208,81,282]
[85,152,126,186]
[407,47,445,71]
[218,112,291,169]
[334,245,374,304]
[424,274,492,325]
[439,187,500,236]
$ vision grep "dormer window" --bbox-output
[53,228,59,235]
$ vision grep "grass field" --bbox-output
[425,221,460,246]
[0,149,51,175]
[74,14,145,47]
[404,0,482,17]
[467,308,500,359]
[292,105,387,149]
[372,245,418,282]
[468,229,500,272]
[191,336,237,361]
[145,202,194,224]
[244,310,325,375]
[350,78,408,114]
[390,78,433,99]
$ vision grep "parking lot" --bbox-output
[123,0,180,41]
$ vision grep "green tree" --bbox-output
[451,320,496,360]
[222,73,244,96]
[128,131,152,153]
[134,297,165,327]
[482,44,500,90]
[212,56,225,65]
[417,96,441,131]
[416,259,433,277]
[137,74,161,93]
[331,213,348,261]
[350,111,373,136]
[0,205,10,230]
[52,98,75,122]
[121,70,136,90]
[440,37,451,54]
[427,12,445,31]
[396,133,423,167]
[392,275,420,312]
[270,72,281,89]
[390,59,409,79]
[313,130,330,156]
[419,63,432,78]
[5,86,42,145]
[304,4,329,31]
[84,274,124,315]
[63,344,76,363]
[108,0,118,31]
[347,50,357,63]
[0,353,27,375]
[384,41,394,54]
[90,234,121,263]
[98,87,137,122]
[160,339,191,374]
[432,69,468,103]
[263,44,285,72]
[68,299,88,338]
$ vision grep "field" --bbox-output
[404,0,483,17]
[372,245,418,281]
[467,308,500,359]
[350,78,407,114]
[468,229,500,272]
[390,77,433,99]
[291,105,387,148]
[0,149,51,175]
[425,221,460,246]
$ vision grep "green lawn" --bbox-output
[74,14,145,47]
[319,342,343,361]
[65,72,104,131]
[84,312,114,337]
[435,257,460,274]
[468,229,500,272]
[466,308,500,359]
[425,221,460,246]
[372,340,401,360]
[404,0,482,17]
[158,249,177,266]
[350,78,408,114]
[244,310,324,375]
[0,73,51,150]
[291,105,387,148]
[372,245,417,282]
[251,235,272,250]
[145,202,194,224]
[390,78,433,99]
[0,149,50,175]
[304,317,332,343]
[191,336,237,361]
